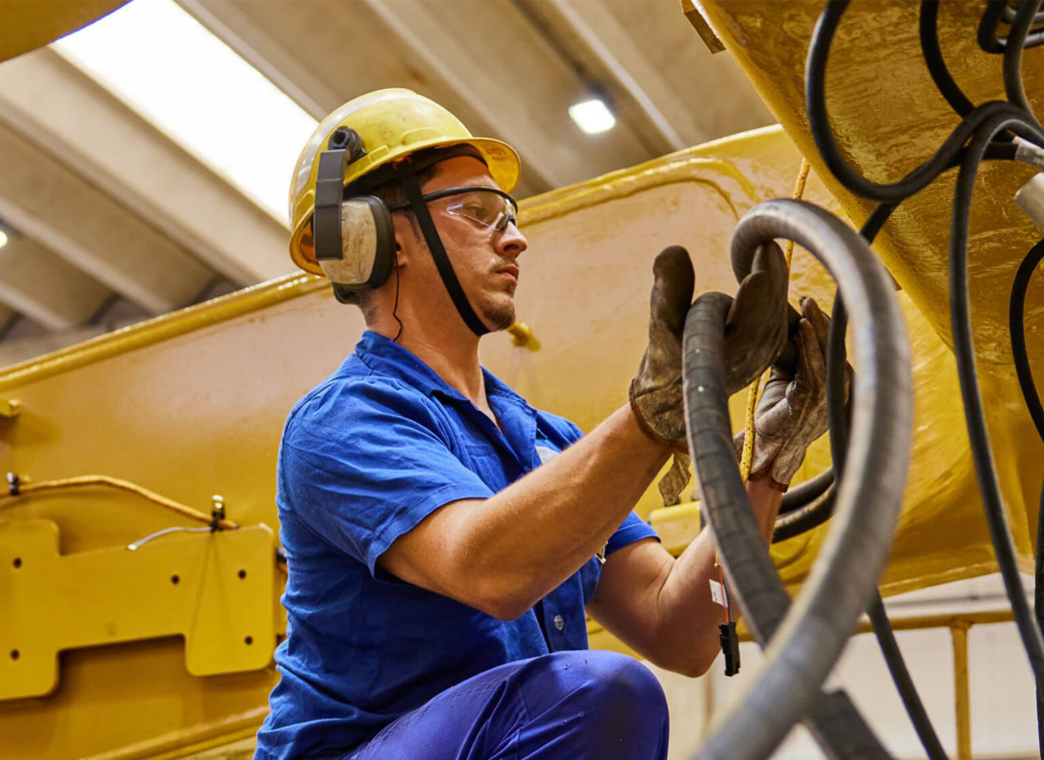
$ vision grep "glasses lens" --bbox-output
[446,190,517,231]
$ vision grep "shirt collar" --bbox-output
[347,330,528,410]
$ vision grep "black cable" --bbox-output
[866,594,950,760]
[1009,237,1044,757]
[823,207,948,760]
[983,0,1044,52]
[980,0,1010,54]
[802,1,1044,754]
[1002,3,1044,25]
[1037,479,1044,759]
[1010,239,1044,441]
[392,262,404,342]
[920,1,975,117]
[1005,1,1044,130]
[950,111,1044,688]
[779,466,834,515]
[687,199,913,760]
[807,1,1034,202]
[773,485,836,542]
[684,289,894,760]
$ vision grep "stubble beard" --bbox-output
[480,292,516,331]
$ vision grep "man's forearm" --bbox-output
[454,404,671,612]
[652,475,783,674]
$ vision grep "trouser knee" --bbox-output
[528,650,668,758]
[575,650,668,732]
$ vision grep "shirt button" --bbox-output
[553,614,565,631]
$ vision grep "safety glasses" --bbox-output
[389,186,519,232]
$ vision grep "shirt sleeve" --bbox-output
[279,378,494,576]
[606,511,659,555]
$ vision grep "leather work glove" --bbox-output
[723,242,790,396]
[629,245,695,444]
[629,246,695,506]
[735,296,844,491]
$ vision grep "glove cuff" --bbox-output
[629,379,677,445]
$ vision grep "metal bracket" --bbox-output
[681,0,725,54]
[0,519,276,701]
[0,398,21,419]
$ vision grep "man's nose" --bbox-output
[496,220,527,259]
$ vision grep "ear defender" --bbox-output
[313,127,396,301]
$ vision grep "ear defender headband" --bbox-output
[313,127,396,304]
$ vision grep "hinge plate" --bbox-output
[0,519,276,700]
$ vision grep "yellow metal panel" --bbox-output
[0,1,129,63]
[0,520,275,700]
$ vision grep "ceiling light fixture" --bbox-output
[568,98,616,135]
[0,229,8,249]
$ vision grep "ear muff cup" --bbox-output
[316,196,395,292]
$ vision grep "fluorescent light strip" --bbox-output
[568,98,616,135]
[53,0,318,227]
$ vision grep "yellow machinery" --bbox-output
[1,1,1044,757]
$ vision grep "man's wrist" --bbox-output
[748,470,789,492]
[627,383,678,450]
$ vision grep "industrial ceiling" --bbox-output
[0,0,773,368]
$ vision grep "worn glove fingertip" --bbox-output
[650,246,695,332]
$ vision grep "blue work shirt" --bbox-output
[255,331,658,760]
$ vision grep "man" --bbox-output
[256,89,832,760]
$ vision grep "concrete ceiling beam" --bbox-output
[179,0,655,194]
[523,0,692,154]
[0,118,213,315]
[0,304,15,336]
[0,321,113,369]
[0,49,291,286]
[0,235,111,330]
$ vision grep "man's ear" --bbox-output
[391,216,416,268]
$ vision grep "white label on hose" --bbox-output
[709,579,728,607]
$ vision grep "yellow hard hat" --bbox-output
[288,88,522,275]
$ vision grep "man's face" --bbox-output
[403,156,527,332]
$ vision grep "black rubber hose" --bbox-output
[826,236,948,760]
[980,0,1011,53]
[1037,479,1044,759]
[773,485,836,542]
[1009,237,1044,756]
[686,293,889,760]
[920,0,975,117]
[984,0,1044,52]
[1002,3,1044,25]
[1004,0,1044,129]
[865,594,950,760]
[951,111,1044,687]
[688,199,912,760]
[779,149,1012,545]
[807,0,1034,201]
[1010,239,1044,440]
[779,466,835,514]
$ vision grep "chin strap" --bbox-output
[396,161,489,336]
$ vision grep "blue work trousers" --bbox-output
[345,650,670,760]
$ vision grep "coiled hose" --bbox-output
[685,199,912,760]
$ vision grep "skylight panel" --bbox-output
[53,0,318,227]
